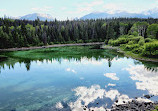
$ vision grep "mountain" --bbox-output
[80,11,150,20]
[20,13,54,21]
[143,8,158,18]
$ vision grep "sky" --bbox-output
[0,0,158,20]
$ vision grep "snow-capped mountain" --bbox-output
[20,13,54,21]
[143,8,158,18]
[80,11,150,20]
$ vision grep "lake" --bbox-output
[0,45,158,111]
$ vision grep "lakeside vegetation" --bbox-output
[107,22,158,59]
[0,46,124,72]
[153,105,158,111]
[0,18,158,60]
[0,46,157,73]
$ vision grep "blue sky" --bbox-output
[0,0,158,20]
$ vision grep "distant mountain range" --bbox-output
[5,8,158,21]
[19,13,54,21]
[80,8,158,20]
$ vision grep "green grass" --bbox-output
[107,35,158,61]
[153,105,158,111]
[1,45,124,61]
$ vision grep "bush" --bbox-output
[138,38,145,46]
[104,40,108,44]
[128,41,134,45]
[145,38,153,43]
[77,40,83,43]
[142,42,158,57]
[132,47,144,54]
[38,42,44,46]
[132,31,138,36]
[128,36,142,43]
[119,35,128,38]
[124,44,139,51]
[108,39,114,45]
[49,42,54,45]
[109,38,128,46]
[128,35,135,38]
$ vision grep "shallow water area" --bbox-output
[0,46,157,111]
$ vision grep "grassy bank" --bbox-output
[104,45,158,62]
[104,35,158,62]
[153,105,158,111]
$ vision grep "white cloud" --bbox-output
[66,68,71,72]
[0,9,6,12]
[69,85,139,110]
[102,3,125,14]
[56,102,63,109]
[125,65,158,95]
[80,77,84,80]
[32,6,53,12]
[136,97,152,103]
[66,68,77,74]
[108,83,116,87]
[104,73,119,80]
[82,60,103,65]
[61,7,67,11]
[67,0,104,16]
[105,90,120,101]
[72,57,105,65]
[69,85,106,110]
[115,94,132,105]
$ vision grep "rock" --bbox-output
[111,99,158,111]
[144,95,151,99]
[135,97,138,99]
[83,107,86,110]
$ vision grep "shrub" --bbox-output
[77,40,83,43]
[116,38,128,45]
[104,40,108,44]
[124,44,139,51]
[128,41,134,45]
[138,38,145,46]
[128,36,142,43]
[132,31,138,36]
[49,42,54,45]
[38,42,44,46]
[119,35,128,38]
[132,47,144,54]
[128,35,135,38]
[145,38,153,43]
[142,42,158,57]
[108,39,114,45]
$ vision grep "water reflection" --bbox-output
[68,85,149,111]
[0,46,124,72]
[0,48,157,73]
[0,46,157,111]
[125,65,158,96]
[104,73,119,80]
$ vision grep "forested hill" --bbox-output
[0,18,158,49]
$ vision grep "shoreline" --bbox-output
[103,45,158,63]
[0,42,104,52]
[0,43,157,63]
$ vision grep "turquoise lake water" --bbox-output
[0,46,158,111]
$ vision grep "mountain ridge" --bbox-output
[80,11,153,20]
[19,13,54,21]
